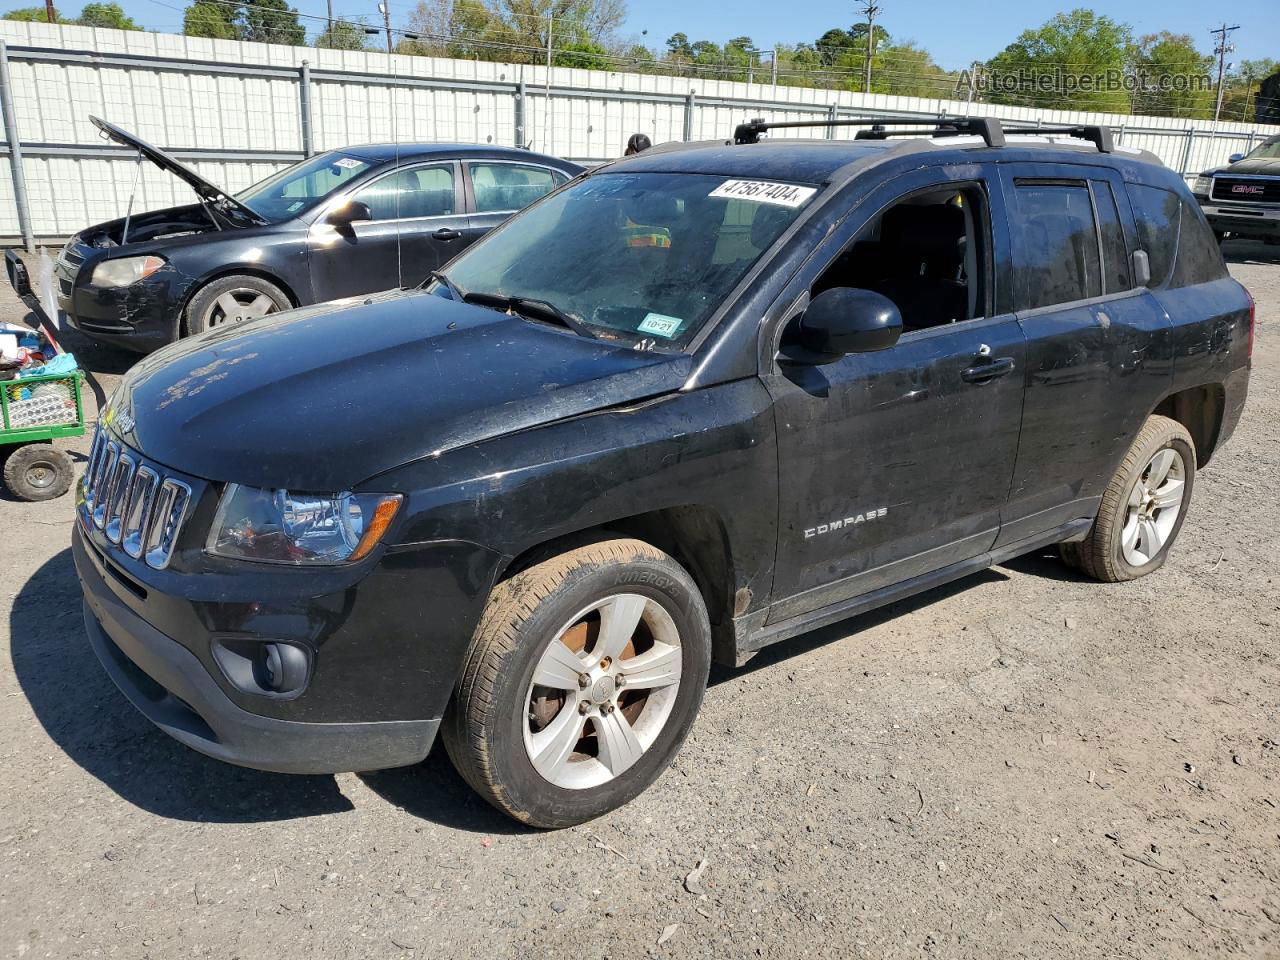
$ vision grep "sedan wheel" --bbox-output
[205,289,281,328]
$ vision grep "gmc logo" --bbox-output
[1231,184,1265,195]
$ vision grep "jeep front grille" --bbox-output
[82,427,192,570]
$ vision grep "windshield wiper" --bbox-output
[428,270,467,301]
[463,291,597,340]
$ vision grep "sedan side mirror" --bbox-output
[786,287,902,364]
[327,199,373,233]
[1228,152,1244,164]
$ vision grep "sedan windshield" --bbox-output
[237,152,382,221]
[439,172,818,347]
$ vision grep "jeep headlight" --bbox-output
[1193,174,1213,197]
[207,484,402,565]
[91,255,166,287]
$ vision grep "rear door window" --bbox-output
[469,163,566,213]
[1169,199,1229,287]
[1010,180,1101,310]
[1125,184,1180,287]
[1091,180,1131,293]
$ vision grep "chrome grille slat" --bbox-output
[121,466,158,559]
[104,454,136,543]
[91,441,120,529]
[80,426,193,570]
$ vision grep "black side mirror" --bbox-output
[1228,152,1244,164]
[327,199,372,233]
[786,287,902,364]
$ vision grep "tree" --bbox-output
[183,0,238,38]
[3,6,62,20]
[240,0,304,44]
[1131,32,1212,118]
[316,18,372,50]
[986,9,1135,113]
[76,2,137,28]
[1220,57,1280,122]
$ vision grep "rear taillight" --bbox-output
[1246,288,1255,361]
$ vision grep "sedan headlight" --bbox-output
[91,255,166,287]
[207,484,402,565]
[1193,174,1213,197]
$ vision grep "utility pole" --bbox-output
[770,49,778,85]
[859,0,881,94]
[43,0,55,23]
[965,61,978,108]
[378,1,392,54]
[1210,22,1239,123]
[542,11,553,151]
[324,0,333,47]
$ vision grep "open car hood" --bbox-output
[90,116,267,225]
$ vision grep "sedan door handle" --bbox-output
[961,356,1015,383]
[432,228,463,241]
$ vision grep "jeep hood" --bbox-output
[110,290,691,490]
[91,116,267,226]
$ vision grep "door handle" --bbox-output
[432,228,463,241]
[961,356,1015,383]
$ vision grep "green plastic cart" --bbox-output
[0,368,86,501]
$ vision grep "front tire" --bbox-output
[1061,415,1195,582]
[185,275,290,337]
[442,538,711,828]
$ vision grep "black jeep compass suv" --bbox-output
[75,116,1253,828]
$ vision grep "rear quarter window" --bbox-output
[1169,199,1229,287]
[1125,184,1180,287]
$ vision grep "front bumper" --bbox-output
[56,253,181,351]
[1196,200,1280,239]
[75,526,440,774]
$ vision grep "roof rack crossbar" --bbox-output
[1004,124,1115,153]
[732,115,1006,148]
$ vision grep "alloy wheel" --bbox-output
[1120,447,1186,566]
[523,593,683,790]
[205,289,280,327]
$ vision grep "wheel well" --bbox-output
[179,268,299,336]
[1153,384,1225,467]
[498,506,738,662]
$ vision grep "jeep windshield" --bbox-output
[436,172,819,347]
[236,152,382,222]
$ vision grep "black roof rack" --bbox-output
[732,115,1006,148]
[1004,124,1114,153]
[731,115,1117,154]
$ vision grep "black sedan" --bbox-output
[56,118,582,351]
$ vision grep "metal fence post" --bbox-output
[1116,123,1126,146]
[1245,129,1256,153]
[0,41,34,253]
[514,82,526,147]
[1180,127,1195,175]
[299,60,314,157]
[826,103,838,139]
[683,91,695,141]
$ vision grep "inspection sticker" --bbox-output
[637,312,684,338]
[709,179,817,208]
[333,157,364,169]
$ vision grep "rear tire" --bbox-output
[442,538,711,828]
[185,275,290,338]
[3,443,73,501]
[1060,415,1195,582]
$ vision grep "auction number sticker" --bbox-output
[637,312,684,338]
[709,179,817,208]
[333,157,364,169]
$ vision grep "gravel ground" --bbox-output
[1,247,1278,960]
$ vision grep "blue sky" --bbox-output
[104,0,1280,74]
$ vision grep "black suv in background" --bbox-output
[1193,134,1280,243]
[55,117,581,351]
[75,116,1253,829]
